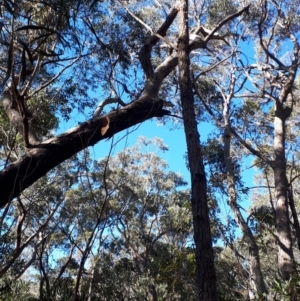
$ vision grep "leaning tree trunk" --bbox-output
[222,92,266,296]
[223,119,267,297]
[177,1,217,300]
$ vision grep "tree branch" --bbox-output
[27,56,81,99]
[137,6,179,77]
[0,99,169,207]
[93,97,127,117]
[0,2,252,209]
[204,5,250,43]
[229,127,271,164]
[258,2,285,68]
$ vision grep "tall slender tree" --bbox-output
[177,1,217,299]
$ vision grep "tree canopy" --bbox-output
[1,0,300,300]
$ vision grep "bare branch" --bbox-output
[230,127,271,164]
[204,5,250,42]
[93,97,127,117]
[20,54,42,96]
[195,53,233,80]
[0,199,61,277]
[258,2,285,68]
[121,2,178,51]
[27,56,81,99]
[133,5,179,77]
[15,198,26,251]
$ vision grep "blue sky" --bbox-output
[54,36,260,235]
[56,106,256,231]
[57,113,190,177]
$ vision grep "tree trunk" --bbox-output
[257,5,298,277]
[287,185,300,251]
[2,88,39,146]
[223,123,267,298]
[273,111,294,280]
[178,2,217,300]
[87,265,95,301]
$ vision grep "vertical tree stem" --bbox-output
[177,1,217,300]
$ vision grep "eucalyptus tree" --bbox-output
[17,137,196,301]
[1,137,171,299]
[196,57,267,297]
[0,1,253,299]
[177,0,218,299]
[0,156,80,300]
[85,137,196,301]
[249,0,300,280]
[0,0,250,205]
[0,165,72,277]
[191,0,300,283]
[233,0,300,280]
[184,2,268,297]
